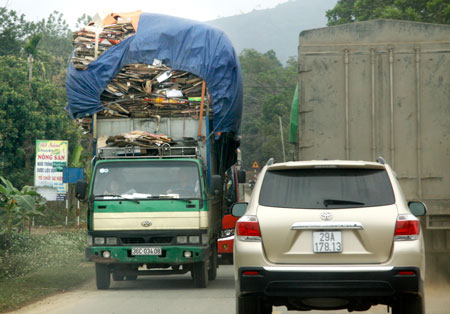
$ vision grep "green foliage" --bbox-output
[0,8,35,56]
[0,177,46,243]
[327,0,450,25]
[239,50,297,169]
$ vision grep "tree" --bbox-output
[0,7,35,56]
[326,0,450,25]
[0,54,80,187]
[239,49,297,169]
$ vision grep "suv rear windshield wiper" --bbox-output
[323,199,365,207]
[94,194,140,203]
[146,195,193,203]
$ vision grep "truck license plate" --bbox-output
[313,231,342,253]
[131,247,162,256]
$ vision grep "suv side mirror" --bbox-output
[408,201,427,217]
[237,170,246,184]
[231,202,248,218]
[75,180,88,200]
[210,175,222,196]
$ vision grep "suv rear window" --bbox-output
[259,168,395,209]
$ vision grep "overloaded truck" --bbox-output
[66,12,243,289]
[297,20,450,272]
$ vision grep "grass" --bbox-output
[0,256,94,313]
[0,229,94,313]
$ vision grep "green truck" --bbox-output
[77,117,226,289]
[67,13,243,289]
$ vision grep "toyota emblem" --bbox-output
[320,212,333,221]
[141,221,152,227]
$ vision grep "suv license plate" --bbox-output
[313,231,342,253]
[131,247,162,256]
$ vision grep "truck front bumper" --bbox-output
[86,245,207,264]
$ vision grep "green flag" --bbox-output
[289,83,299,144]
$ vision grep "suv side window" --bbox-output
[259,168,395,209]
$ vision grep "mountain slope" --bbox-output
[207,0,337,63]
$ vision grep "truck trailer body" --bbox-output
[297,20,450,264]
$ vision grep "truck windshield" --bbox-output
[259,168,395,209]
[92,161,201,200]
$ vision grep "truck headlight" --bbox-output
[189,236,200,244]
[87,235,93,246]
[201,233,208,245]
[94,237,105,245]
[106,237,118,245]
[177,236,188,244]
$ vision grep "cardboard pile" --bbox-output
[71,22,135,70]
[105,130,175,148]
[100,62,208,119]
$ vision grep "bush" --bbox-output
[0,229,86,280]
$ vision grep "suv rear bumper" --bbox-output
[237,266,423,298]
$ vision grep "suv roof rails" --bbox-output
[266,158,274,166]
[377,156,386,164]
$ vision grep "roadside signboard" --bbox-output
[34,140,68,201]
[252,161,259,169]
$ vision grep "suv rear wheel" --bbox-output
[392,294,424,314]
[237,296,271,314]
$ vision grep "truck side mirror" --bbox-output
[75,180,88,200]
[237,170,246,184]
[231,202,248,218]
[210,175,222,196]
[408,201,427,217]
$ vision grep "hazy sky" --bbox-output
[3,0,291,28]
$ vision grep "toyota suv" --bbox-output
[233,159,426,314]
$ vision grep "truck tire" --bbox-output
[192,261,208,288]
[237,296,271,314]
[126,275,138,281]
[208,243,218,281]
[392,294,424,314]
[95,263,110,290]
[112,273,124,281]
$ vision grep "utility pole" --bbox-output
[279,116,286,162]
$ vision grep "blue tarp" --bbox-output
[66,13,243,135]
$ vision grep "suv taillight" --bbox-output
[236,216,261,242]
[394,214,420,241]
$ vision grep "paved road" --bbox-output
[11,265,449,314]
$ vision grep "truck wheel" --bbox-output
[95,263,110,290]
[112,273,124,281]
[392,294,424,314]
[208,244,218,281]
[237,296,271,314]
[126,275,138,281]
[192,261,208,288]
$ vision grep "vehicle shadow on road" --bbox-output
[109,273,235,291]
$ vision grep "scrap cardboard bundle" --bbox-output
[100,62,208,119]
[106,130,175,148]
[72,22,135,70]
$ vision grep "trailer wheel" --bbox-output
[208,243,218,281]
[192,261,208,288]
[95,263,110,290]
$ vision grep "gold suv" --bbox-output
[233,159,426,314]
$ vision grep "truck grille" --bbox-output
[120,237,173,244]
